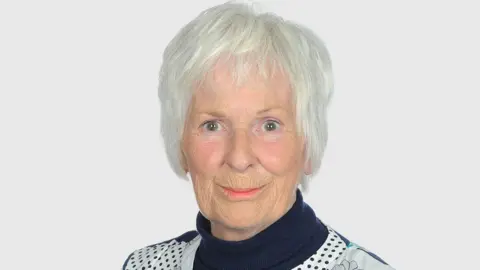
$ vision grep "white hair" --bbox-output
[158,1,334,192]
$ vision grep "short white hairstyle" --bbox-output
[158,1,334,192]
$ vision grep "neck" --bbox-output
[210,224,262,241]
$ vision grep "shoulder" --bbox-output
[331,228,395,270]
[294,225,395,270]
[122,230,199,270]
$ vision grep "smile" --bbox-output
[220,185,266,200]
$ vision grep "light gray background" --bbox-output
[1,0,479,269]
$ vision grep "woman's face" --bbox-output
[182,64,309,241]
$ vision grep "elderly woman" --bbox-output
[123,2,394,270]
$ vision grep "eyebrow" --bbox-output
[197,107,286,118]
[256,107,286,115]
[198,111,226,118]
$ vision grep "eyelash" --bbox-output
[260,119,281,131]
[200,120,224,132]
[200,119,282,132]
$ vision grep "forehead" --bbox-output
[193,61,293,110]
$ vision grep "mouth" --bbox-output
[219,185,267,200]
[224,187,262,192]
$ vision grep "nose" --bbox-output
[226,128,255,172]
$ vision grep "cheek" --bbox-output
[185,138,225,214]
[186,137,225,173]
[254,137,302,175]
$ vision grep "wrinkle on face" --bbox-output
[182,60,306,241]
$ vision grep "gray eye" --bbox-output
[203,121,221,131]
[262,120,280,132]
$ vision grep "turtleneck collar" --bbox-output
[194,189,329,270]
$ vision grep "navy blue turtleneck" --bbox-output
[193,189,329,270]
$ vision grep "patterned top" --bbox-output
[123,227,394,270]
[122,190,395,270]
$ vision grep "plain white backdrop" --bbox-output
[1,0,479,269]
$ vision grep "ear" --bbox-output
[302,140,312,175]
[181,153,189,173]
[304,159,312,175]
[180,141,189,173]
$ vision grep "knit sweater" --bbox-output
[122,190,395,270]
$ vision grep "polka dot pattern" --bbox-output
[123,239,189,270]
[124,226,350,270]
[291,227,348,270]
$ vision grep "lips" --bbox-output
[225,187,260,192]
[222,186,263,192]
[219,185,266,200]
